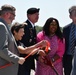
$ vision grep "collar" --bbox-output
[28,19,35,28]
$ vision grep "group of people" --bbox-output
[0,4,76,75]
[0,4,47,75]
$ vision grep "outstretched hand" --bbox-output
[40,40,49,48]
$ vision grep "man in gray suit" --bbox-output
[0,4,25,75]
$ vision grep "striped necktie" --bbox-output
[70,24,75,55]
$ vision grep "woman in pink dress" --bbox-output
[35,17,65,75]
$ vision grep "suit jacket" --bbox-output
[20,20,37,70]
[0,18,20,75]
[63,23,72,55]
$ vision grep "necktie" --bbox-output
[70,25,75,55]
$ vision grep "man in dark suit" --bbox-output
[19,8,40,75]
[70,6,76,75]
[0,4,25,75]
[63,6,76,75]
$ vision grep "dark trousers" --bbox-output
[63,55,73,75]
[18,65,31,75]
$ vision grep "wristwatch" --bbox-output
[52,58,55,62]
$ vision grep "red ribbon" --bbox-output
[0,63,12,69]
[45,41,50,53]
[0,41,50,69]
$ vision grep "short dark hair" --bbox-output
[27,7,40,14]
[69,6,76,15]
[11,22,27,35]
[1,4,16,15]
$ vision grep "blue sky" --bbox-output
[0,0,76,27]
